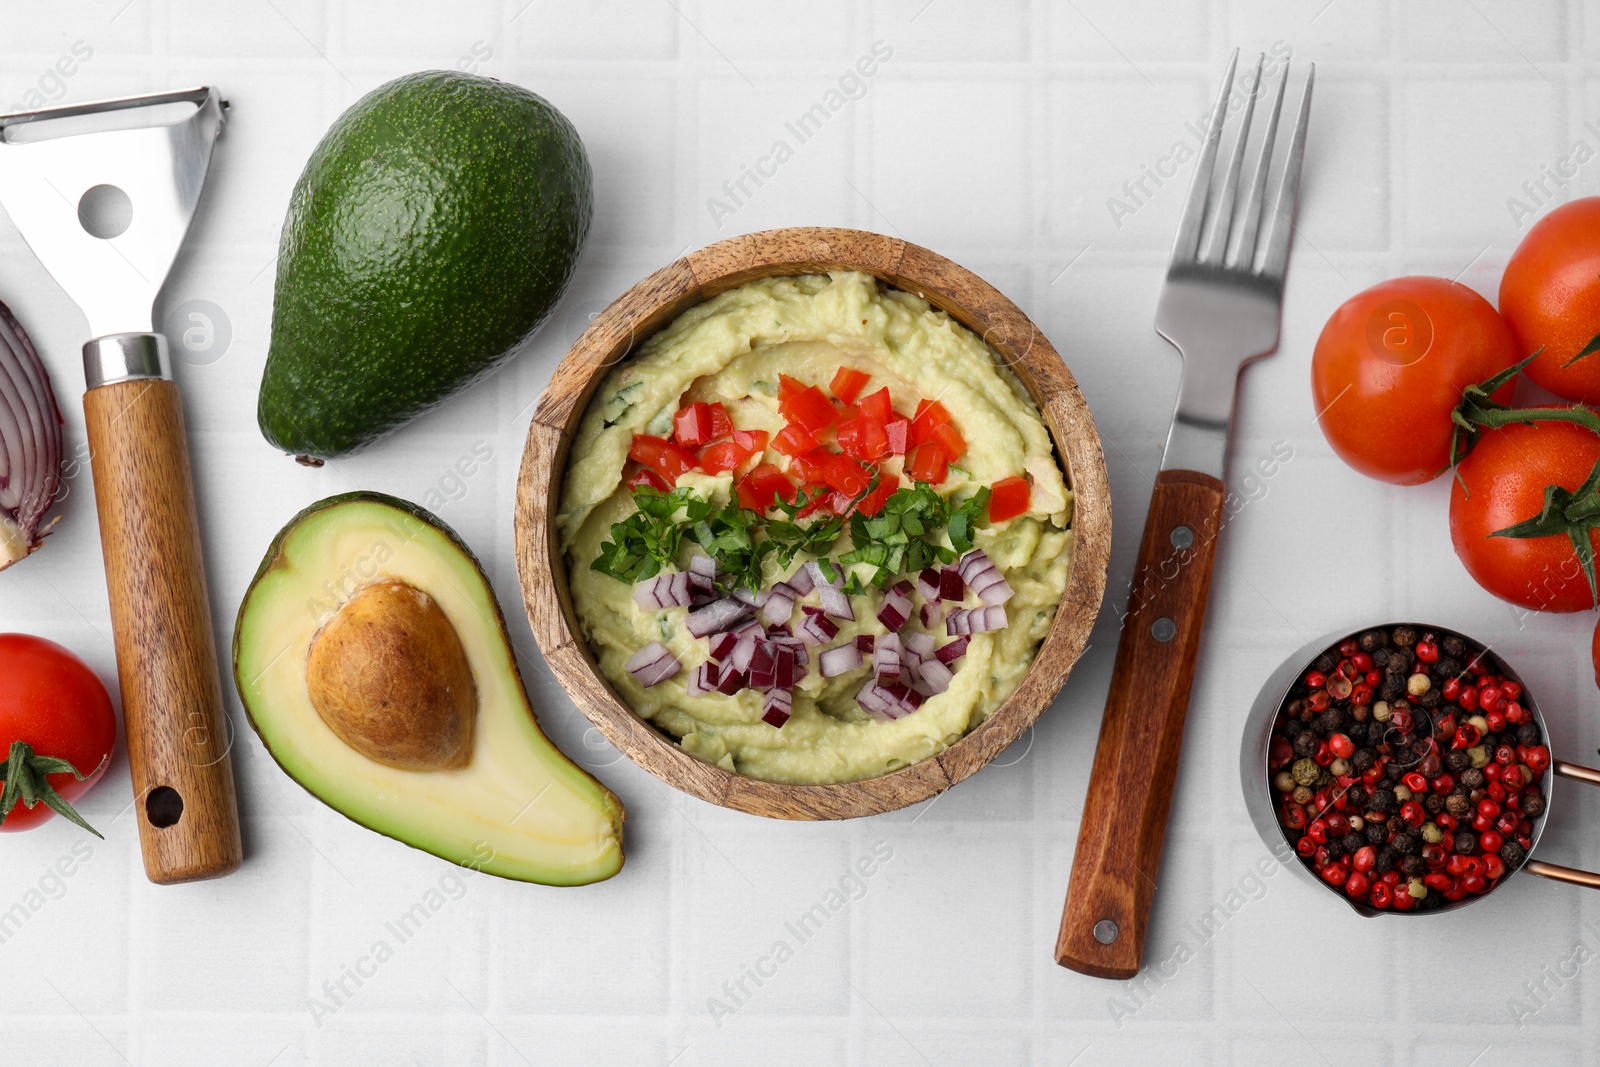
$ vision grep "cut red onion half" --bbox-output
[916,567,942,601]
[624,641,681,687]
[687,597,751,638]
[959,549,1014,606]
[939,567,966,602]
[762,688,793,728]
[0,300,63,572]
[798,609,839,645]
[818,582,853,622]
[935,635,970,664]
[763,581,798,626]
[876,584,912,631]
[946,605,1007,636]
[633,571,692,611]
[819,643,863,678]
[873,633,902,687]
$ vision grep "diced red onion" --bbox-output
[770,634,808,666]
[874,633,902,687]
[855,634,875,654]
[687,661,720,696]
[774,647,797,689]
[689,553,717,590]
[902,631,935,657]
[766,623,792,638]
[733,586,768,608]
[787,562,816,595]
[729,631,759,671]
[959,549,1013,605]
[946,605,1006,636]
[687,597,751,638]
[707,632,738,661]
[936,636,970,664]
[763,581,798,626]
[818,582,854,621]
[732,618,763,638]
[633,571,692,611]
[890,683,923,713]
[916,567,942,601]
[855,683,903,720]
[717,667,747,695]
[916,657,953,695]
[749,640,774,675]
[0,298,63,572]
[919,601,943,629]
[819,643,863,678]
[876,584,912,631]
[762,688,792,727]
[939,567,966,602]
[806,559,842,589]
[799,610,839,645]
[624,641,681,687]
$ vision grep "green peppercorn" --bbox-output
[1421,822,1443,844]
[1408,877,1427,899]
[1292,758,1320,787]
[1468,746,1490,769]
[1394,783,1413,803]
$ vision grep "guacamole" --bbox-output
[558,272,1072,784]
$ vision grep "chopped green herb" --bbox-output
[589,486,710,583]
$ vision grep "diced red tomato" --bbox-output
[818,453,870,497]
[773,422,819,457]
[629,434,700,485]
[857,474,898,516]
[988,475,1031,522]
[905,441,949,484]
[835,416,889,462]
[884,417,911,455]
[779,382,838,433]
[736,463,795,512]
[790,448,833,485]
[910,399,952,446]
[625,464,669,493]
[830,367,870,404]
[857,387,893,424]
[797,487,852,519]
[931,420,966,459]
[672,402,732,448]
[700,429,770,474]
[778,374,806,403]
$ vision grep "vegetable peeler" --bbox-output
[0,88,242,883]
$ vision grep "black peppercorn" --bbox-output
[1366,823,1388,844]
[1319,707,1349,734]
[1352,748,1377,773]
[1516,722,1540,747]
[1293,730,1319,758]
[1445,794,1471,818]
[1454,831,1477,854]
[1419,688,1442,708]
[1424,793,1444,815]
[1360,629,1388,651]
[1372,647,1392,668]
[1501,841,1527,868]
[1313,651,1337,674]
[1445,750,1470,774]
[1376,846,1400,872]
[1347,722,1370,746]
[1379,677,1405,703]
[1461,768,1485,789]
[1392,832,1419,854]
[1326,839,1347,860]
[1402,854,1426,876]
[1435,655,1461,678]
[1368,787,1397,813]
[1384,762,1404,782]
[1387,815,1407,836]
[1441,635,1464,657]
[1344,784,1367,808]
[1341,831,1365,852]
[1392,626,1417,647]
[1521,790,1546,817]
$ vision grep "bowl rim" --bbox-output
[513,226,1111,819]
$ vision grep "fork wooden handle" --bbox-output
[1056,469,1224,978]
[84,377,243,884]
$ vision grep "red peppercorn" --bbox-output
[1352,845,1377,872]
[1269,736,1294,770]
[1380,870,1402,886]
[1424,872,1452,891]
[1312,740,1333,767]
[1339,637,1359,658]
[1505,701,1526,724]
[1401,800,1426,828]
[1392,708,1413,733]
[1478,798,1501,819]
[1403,771,1429,793]
[1479,829,1504,854]
[1365,669,1383,688]
[1325,812,1351,836]
[1501,680,1522,701]
[1479,686,1503,712]
[1463,871,1488,894]
[1487,781,1507,803]
[1345,871,1370,898]
[1485,709,1506,733]
[1322,863,1349,887]
[1329,733,1355,759]
[1497,811,1519,836]
[1415,639,1439,663]
[1484,761,1503,783]
[1436,813,1457,831]
[1304,669,1327,689]
[1351,683,1373,706]
[1431,774,1454,795]
[1392,888,1417,911]
[1441,677,1461,702]
[1282,803,1307,829]
[1494,745,1516,765]
[1447,855,1472,877]
[1307,689,1331,712]
[1472,813,1493,833]
[1441,830,1456,852]
[1524,746,1551,774]
[1297,836,1316,857]
[1421,843,1448,869]
[1307,819,1328,844]
[1442,880,1468,902]
[1370,882,1393,908]
[1458,686,1480,712]
[1484,854,1506,880]
[1352,651,1373,672]
[1451,724,1481,750]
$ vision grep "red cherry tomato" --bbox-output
[1449,420,1600,612]
[0,634,116,834]
[1499,197,1600,404]
[1311,276,1518,484]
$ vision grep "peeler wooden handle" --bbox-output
[83,334,241,884]
[1056,469,1223,978]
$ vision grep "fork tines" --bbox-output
[1171,48,1314,282]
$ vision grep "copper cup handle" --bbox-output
[1522,760,1600,891]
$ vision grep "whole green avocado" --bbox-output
[259,70,592,460]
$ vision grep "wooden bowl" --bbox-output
[514,227,1111,819]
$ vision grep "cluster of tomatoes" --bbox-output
[1311,197,1600,615]
[624,366,1032,522]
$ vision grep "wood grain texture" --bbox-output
[84,379,242,883]
[1056,468,1224,977]
[515,227,1111,819]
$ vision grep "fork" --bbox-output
[1056,48,1314,979]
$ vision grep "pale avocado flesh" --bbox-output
[233,492,623,885]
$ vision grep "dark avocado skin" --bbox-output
[260,71,593,459]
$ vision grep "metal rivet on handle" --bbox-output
[1170,524,1194,550]
[1093,919,1120,944]
[1152,617,1177,643]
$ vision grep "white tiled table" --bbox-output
[3,2,1599,1064]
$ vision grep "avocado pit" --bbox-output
[306,577,477,771]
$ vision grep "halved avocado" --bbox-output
[233,491,623,885]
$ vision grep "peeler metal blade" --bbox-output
[0,87,224,339]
